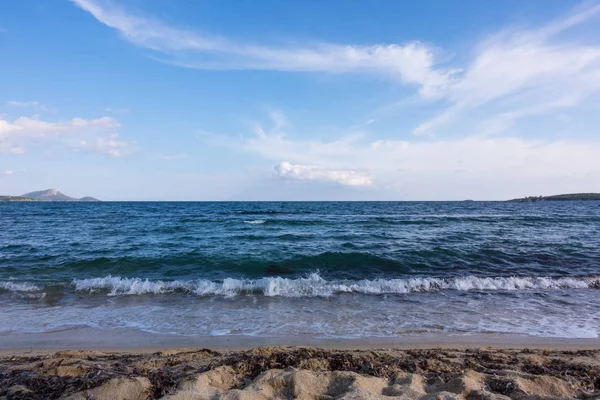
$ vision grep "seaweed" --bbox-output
[1,347,599,399]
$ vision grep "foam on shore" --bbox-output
[70,273,600,297]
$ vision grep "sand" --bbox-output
[1,346,600,399]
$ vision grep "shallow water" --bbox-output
[1,201,600,339]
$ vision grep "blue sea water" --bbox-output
[1,201,600,339]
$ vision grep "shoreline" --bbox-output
[2,327,600,354]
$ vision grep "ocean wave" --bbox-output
[72,277,191,296]
[244,220,266,225]
[71,273,600,297]
[0,281,42,293]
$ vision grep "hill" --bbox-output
[21,189,100,202]
[509,193,600,202]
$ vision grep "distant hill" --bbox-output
[0,196,35,202]
[509,193,600,202]
[21,189,100,202]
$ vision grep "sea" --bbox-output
[1,201,600,341]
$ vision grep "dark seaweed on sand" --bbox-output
[1,347,600,399]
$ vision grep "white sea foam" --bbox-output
[244,220,266,224]
[71,273,600,297]
[0,281,41,293]
[72,276,193,296]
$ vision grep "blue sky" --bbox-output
[1,0,600,200]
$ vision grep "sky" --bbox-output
[1,0,600,201]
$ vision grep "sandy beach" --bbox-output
[2,343,600,399]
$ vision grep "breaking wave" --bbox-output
[71,273,600,297]
[0,281,42,293]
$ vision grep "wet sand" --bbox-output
[3,326,600,352]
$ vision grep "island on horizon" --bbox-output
[0,189,100,202]
[508,193,600,202]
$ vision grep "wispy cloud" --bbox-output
[414,3,600,135]
[70,0,457,97]
[71,0,600,138]
[2,170,13,176]
[6,100,51,112]
[6,101,40,107]
[76,133,133,157]
[0,115,128,155]
[0,116,119,135]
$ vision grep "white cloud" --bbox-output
[70,0,456,97]
[274,161,372,187]
[414,3,600,135]
[2,170,13,176]
[0,116,118,135]
[77,133,133,157]
[6,100,51,112]
[6,101,41,107]
[210,111,600,198]
[0,115,123,155]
